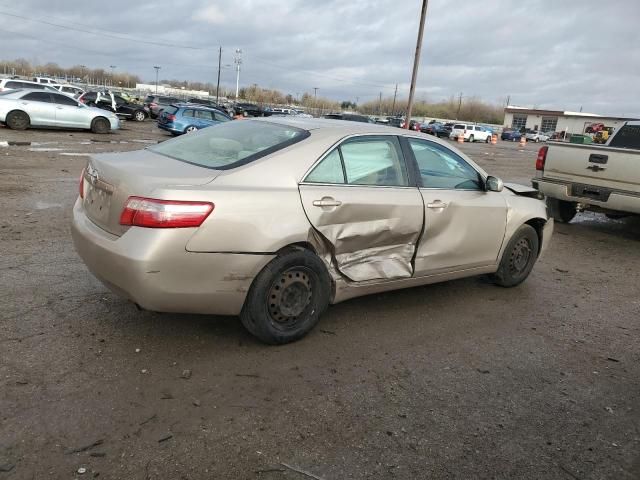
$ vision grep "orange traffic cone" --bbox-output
[457,133,464,143]
[491,134,497,145]
[519,135,526,147]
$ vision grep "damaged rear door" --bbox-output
[299,135,424,282]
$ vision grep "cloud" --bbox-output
[0,0,638,116]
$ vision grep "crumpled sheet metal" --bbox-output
[335,243,414,281]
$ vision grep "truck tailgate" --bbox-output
[542,142,640,191]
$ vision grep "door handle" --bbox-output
[313,198,342,207]
[56,107,64,110]
[427,201,448,209]
[586,165,606,172]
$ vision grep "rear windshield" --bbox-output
[149,120,310,170]
[164,106,179,115]
[453,124,465,129]
[609,125,640,149]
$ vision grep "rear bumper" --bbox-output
[533,178,640,215]
[71,199,274,316]
[157,123,181,134]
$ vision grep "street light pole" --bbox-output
[109,65,116,87]
[216,46,222,104]
[153,66,161,94]
[405,0,429,129]
[234,49,242,100]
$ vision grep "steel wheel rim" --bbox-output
[509,237,532,275]
[13,113,28,128]
[135,111,145,121]
[267,268,313,328]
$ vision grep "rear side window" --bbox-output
[51,93,78,106]
[213,112,230,122]
[6,81,25,89]
[609,125,640,149]
[144,95,155,103]
[182,109,195,118]
[195,110,213,120]
[149,120,310,170]
[23,92,52,102]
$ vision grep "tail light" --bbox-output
[536,146,548,171]
[79,167,85,198]
[166,114,176,121]
[150,102,158,108]
[119,197,214,228]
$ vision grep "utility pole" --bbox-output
[313,87,318,102]
[216,46,222,104]
[456,92,463,118]
[505,94,510,107]
[391,83,398,115]
[234,49,242,100]
[405,0,429,129]
[378,91,383,115]
[153,66,161,94]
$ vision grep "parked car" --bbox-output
[324,113,373,123]
[53,84,85,97]
[421,122,451,138]
[0,89,119,133]
[0,79,59,93]
[525,131,550,143]
[143,95,180,118]
[234,102,271,117]
[408,120,421,131]
[501,129,523,141]
[449,124,492,142]
[79,91,148,122]
[533,121,640,223]
[71,118,552,344]
[32,77,58,85]
[387,117,405,128]
[157,103,231,135]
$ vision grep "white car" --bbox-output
[32,77,59,85]
[449,124,492,143]
[0,89,119,133]
[525,131,550,142]
[52,84,85,97]
[0,78,59,93]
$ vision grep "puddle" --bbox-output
[29,147,63,152]
[59,152,91,157]
[34,201,63,210]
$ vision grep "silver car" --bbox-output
[72,118,553,344]
[0,89,119,133]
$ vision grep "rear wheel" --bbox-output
[91,117,110,134]
[485,136,490,143]
[133,110,146,122]
[469,135,475,142]
[547,198,577,223]
[240,249,331,345]
[6,110,30,130]
[184,125,198,134]
[491,224,539,287]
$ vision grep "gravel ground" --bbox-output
[1,121,639,480]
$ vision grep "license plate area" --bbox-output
[570,183,611,202]
[83,175,115,225]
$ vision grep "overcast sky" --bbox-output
[1,0,638,116]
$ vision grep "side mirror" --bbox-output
[486,176,503,192]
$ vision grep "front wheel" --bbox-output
[485,136,490,143]
[184,125,198,134]
[133,110,146,122]
[240,249,331,344]
[91,117,110,134]
[547,198,577,223]
[491,224,540,287]
[469,135,474,142]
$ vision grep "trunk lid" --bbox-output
[81,149,219,236]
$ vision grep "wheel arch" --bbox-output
[524,217,547,256]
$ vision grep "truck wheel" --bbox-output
[491,224,539,287]
[547,198,577,223]
[6,110,30,130]
[240,249,331,345]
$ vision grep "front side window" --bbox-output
[51,93,78,106]
[213,112,230,122]
[149,120,309,170]
[304,136,408,187]
[22,92,52,103]
[409,138,483,190]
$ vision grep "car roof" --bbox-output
[251,116,429,137]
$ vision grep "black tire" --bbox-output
[133,110,146,122]
[491,224,540,287]
[91,117,110,134]
[184,125,198,134]
[547,198,577,223]
[485,136,490,143]
[6,110,30,130]
[240,249,331,345]
[469,135,474,143]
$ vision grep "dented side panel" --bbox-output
[298,184,424,282]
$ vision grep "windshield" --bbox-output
[149,120,310,170]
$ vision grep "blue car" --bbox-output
[501,129,523,141]
[158,103,231,135]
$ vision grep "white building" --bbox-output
[503,106,636,134]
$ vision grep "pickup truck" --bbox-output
[532,121,640,222]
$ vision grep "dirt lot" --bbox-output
[1,121,639,480]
